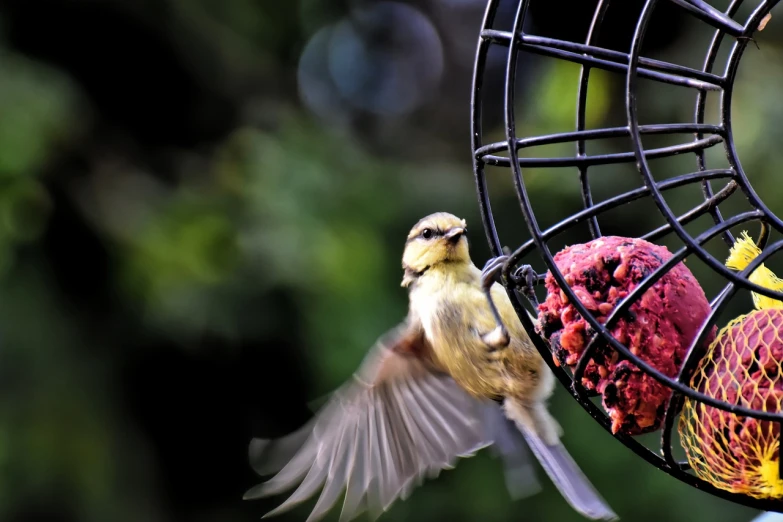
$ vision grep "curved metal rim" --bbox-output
[471,0,783,511]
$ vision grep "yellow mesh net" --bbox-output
[726,231,783,311]
[679,231,783,499]
[679,308,783,498]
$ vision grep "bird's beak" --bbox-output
[444,227,465,243]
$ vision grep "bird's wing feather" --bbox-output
[245,321,500,522]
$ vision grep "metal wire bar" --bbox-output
[575,0,610,239]
[471,0,504,256]
[668,0,747,36]
[625,0,783,309]
[476,123,723,156]
[481,134,722,168]
[471,0,783,510]
[506,169,736,262]
[642,180,738,242]
[692,0,748,248]
[502,0,783,420]
[718,0,783,234]
[660,234,783,468]
[481,30,724,89]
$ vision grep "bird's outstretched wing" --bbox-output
[245,321,516,522]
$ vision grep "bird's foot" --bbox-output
[511,264,540,308]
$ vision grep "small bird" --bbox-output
[245,212,617,522]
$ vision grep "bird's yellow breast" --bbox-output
[409,265,548,401]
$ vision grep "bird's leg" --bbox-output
[480,255,511,353]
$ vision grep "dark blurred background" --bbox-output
[0,0,780,521]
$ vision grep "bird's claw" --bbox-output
[512,264,539,308]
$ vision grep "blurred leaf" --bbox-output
[534,59,611,133]
[0,49,83,177]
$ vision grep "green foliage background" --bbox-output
[0,1,781,522]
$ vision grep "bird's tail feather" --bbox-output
[519,426,617,521]
[502,399,617,521]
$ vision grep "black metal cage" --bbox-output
[470,0,783,512]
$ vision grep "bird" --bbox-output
[244,211,618,522]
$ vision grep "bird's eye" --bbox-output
[421,228,433,239]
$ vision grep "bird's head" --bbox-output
[401,212,471,287]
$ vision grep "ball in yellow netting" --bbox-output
[680,308,783,499]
